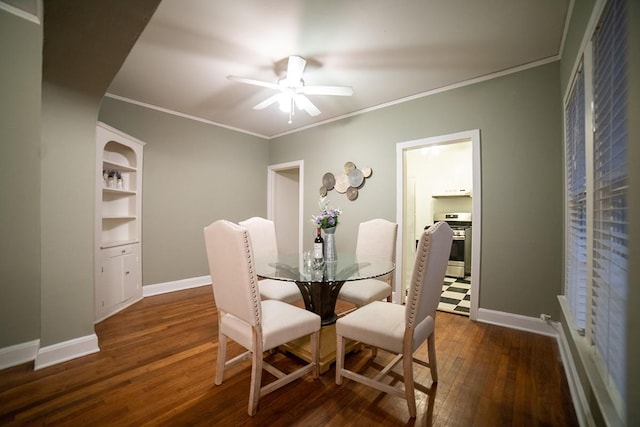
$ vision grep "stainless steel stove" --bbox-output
[431,212,472,278]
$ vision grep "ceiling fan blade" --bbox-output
[227,75,280,91]
[299,85,354,96]
[285,56,306,85]
[294,95,321,117]
[253,94,281,110]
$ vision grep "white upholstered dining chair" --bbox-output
[204,220,321,416]
[338,218,398,306]
[335,221,453,418]
[238,217,302,304]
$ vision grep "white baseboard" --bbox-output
[143,275,210,297]
[476,308,559,337]
[34,334,100,370]
[0,339,40,370]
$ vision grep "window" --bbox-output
[591,0,628,407]
[563,0,628,418]
[564,66,587,331]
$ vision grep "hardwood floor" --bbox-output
[0,286,578,426]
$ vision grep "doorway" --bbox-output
[267,160,304,255]
[395,130,481,320]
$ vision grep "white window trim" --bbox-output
[561,0,627,423]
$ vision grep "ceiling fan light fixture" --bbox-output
[227,55,353,123]
[277,93,292,113]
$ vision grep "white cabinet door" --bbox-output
[122,250,140,301]
[95,243,141,321]
[102,254,124,308]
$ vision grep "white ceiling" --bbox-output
[107,0,570,139]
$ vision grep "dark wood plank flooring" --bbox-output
[0,286,578,426]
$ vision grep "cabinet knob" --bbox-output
[122,249,126,254]
[125,271,130,275]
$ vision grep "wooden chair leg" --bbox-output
[427,333,438,382]
[335,334,344,385]
[248,335,263,416]
[403,353,417,418]
[215,333,227,385]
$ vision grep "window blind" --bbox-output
[564,67,587,330]
[592,0,628,405]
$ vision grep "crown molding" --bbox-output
[0,0,41,24]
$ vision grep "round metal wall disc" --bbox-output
[334,173,349,193]
[344,161,356,173]
[346,186,359,201]
[322,172,335,190]
[348,169,364,187]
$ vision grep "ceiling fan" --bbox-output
[227,55,354,123]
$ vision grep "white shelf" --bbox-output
[432,192,472,198]
[102,216,137,220]
[103,159,136,172]
[101,240,139,249]
[103,188,136,195]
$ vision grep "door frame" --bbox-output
[267,160,304,254]
[395,130,481,320]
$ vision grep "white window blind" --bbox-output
[591,0,628,406]
[564,66,587,330]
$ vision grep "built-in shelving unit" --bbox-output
[95,122,145,322]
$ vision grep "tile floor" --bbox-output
[438,276,471,316]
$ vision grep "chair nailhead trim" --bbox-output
[242,229,261,323]
[407,222,442,328]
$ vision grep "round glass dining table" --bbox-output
[254,253,395,325]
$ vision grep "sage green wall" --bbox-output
[98,98,269,285]
[0,9,42,348]
[38,0,160,347]
[40,86,98,345]
[270,62,563,319]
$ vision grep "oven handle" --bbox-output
[452,235,465,241]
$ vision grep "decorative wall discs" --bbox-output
[320,162,372,201]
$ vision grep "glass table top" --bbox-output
[254,253,395,283]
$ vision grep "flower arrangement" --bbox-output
[311,197,342,229]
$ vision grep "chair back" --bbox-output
[204,220,261,327]
[355,218,398,261]
[238,217,279,260]
[405,221,453,331]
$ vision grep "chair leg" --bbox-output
[335,334,344,385]
[403,353,417,418]
[248,347,263,416]
[215,333,227,385]
[427,333,438,382]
